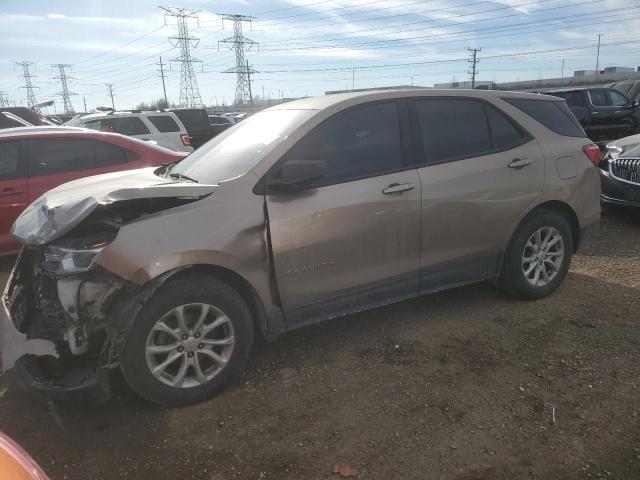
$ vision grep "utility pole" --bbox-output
[595,34,602,75]
[561,59,565,78]
[14,61,39,111]
[410,76,414,87]
[157,56,169,107]
[51,64,75,114]
[83,97,87,113]
[106,83,115,109]
[0,92,9,108]
[160,6,203,107]
[218,14,258,106]
[467,48,481,88]
[352,68,355,91]
[246,60,253,105]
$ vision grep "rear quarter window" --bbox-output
[503,98,585,138]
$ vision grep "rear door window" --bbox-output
[588,90,608,107]
[0,141,23,180]
[148,115,180,132]
[277,101,403,187]
[93,141,127,167]
[503,98,585,138]
[413,98,492,164]
[109,117,150,136]
[29,139,127,176]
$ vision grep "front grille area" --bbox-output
[611,158,640,185]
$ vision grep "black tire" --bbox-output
[120,274,254,407]
[500,209,573,300]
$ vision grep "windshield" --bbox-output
[170,109,316,184]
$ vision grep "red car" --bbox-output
[0,127,187,255]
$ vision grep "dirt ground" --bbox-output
[0,208,639,480]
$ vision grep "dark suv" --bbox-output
[545,87,639,143]
[167,108,214,149]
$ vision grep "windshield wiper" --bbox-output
[168,172,199,183]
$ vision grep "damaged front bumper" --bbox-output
[0,249,140,397]
[0,254,57,370]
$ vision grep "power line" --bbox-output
[468,48,481,87]
[52,64,76,114]
[14,61,39,111]
[160,6,203,108]
[218,14,259,106]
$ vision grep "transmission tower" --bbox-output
[160,6,203,108]
[467,48,481,88]
[14,61,39,111]
[218,14,258,106]
[52,64,76,114]
[0,92,10,108]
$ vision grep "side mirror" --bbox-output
[632,100,639,109]
[267,160,326,192]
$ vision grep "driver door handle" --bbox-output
[508,158,532,169]
[383,183,415,194]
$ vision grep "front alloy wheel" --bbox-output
[120,274,254,407]
[145,303,235,388]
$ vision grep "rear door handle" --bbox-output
[383,183,415,194]
[508,158,532,169]
[0,188,24,197]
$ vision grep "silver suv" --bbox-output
[66,111,194,153]
[1,90,601,406]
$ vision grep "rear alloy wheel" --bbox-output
[500,210,573,300]
[120,275,254,407]
[521,226,565,288]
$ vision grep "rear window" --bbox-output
[148,115,180,132]
[171,109,211,136]
[503,98,585,138]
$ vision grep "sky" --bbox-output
[1,0,639,112]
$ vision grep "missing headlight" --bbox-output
[43,230,117,275]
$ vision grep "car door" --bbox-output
[0,139,28,255]
[409,97,545,292]
[264,100,422,325]
[27,138,128,202]
[586,89,633,138]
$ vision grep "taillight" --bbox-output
[582,143,601,167]
[180,134,191,146]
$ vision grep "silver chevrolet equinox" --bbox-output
[1,90,601,406]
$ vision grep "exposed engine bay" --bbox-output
[1,179,216,398]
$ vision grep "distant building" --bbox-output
[496,66,640,91]
[432,80,494,89]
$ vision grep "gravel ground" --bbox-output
[0,208,639,480]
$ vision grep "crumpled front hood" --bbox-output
[12,167,217,245]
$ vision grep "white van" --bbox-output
[66,111,194,153]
